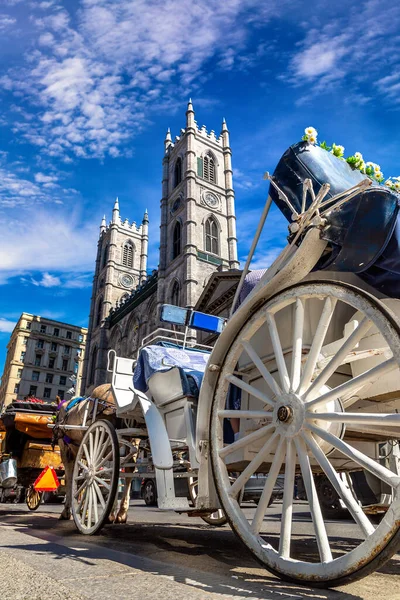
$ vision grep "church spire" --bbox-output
[221,117,229,146]
[142,208,149,223]
[100,214,106,234]
[164,127,172,149]
[186,98,195,129]
[112,197,120,224]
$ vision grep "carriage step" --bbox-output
[176,508,220,517]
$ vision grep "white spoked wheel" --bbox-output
[210,281,400,587]
[72,420,119,535]
[188,477,228,527]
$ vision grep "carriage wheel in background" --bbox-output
[26,485,43,511]
[210,281,400,587]
[188,476,228,527]
[71,420,119,535]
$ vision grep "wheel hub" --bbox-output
[277,405,292,423]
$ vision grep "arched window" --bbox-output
[171,280,180,306]
[205,217,219,255]
[172,221,181,259]
[102,244,109,268]
[95,297,103,327]
[89,347,97,385]
[122,242,134,267]
[203,153,216,183]
[174,158,182,188]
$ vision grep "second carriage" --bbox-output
[63,140,400,588]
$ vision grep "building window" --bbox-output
[40,324,47,333]
[122,242,134,267]
[102,243,109,269]
[172,221,181,260]
[14,383,20,394]
[203,153,216,183]
[62,359,68,371]
[51,342,58,351]
[34,355,41,367]
[89,347,97,385]
[43,388,51,399]
[59,375,67,386]
[23,337,29,346]
[174,157,182,188]
[171,281,180,307]
[53,328,59,337]
[17,369,22,378]
[205,217,219,255]
[26,321,31,330]
[66,331,72,339]
[45,373,53,384]
[78,334,84,343]
[36,339,44,349]
[74,361,79,374]
[95,297,103,327]
[29,385,37,397]
[57,389,65,399]
[48,357,55,369]
[20,351,26,362]
[32,371,40,381]
[64,346,71,354]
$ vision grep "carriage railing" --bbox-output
[138,327,214,356]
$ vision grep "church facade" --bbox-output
[81,101,239,394]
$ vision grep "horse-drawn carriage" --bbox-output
[57,139,400,588]
[0,399,64,509]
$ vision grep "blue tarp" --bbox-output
[133,345,209,394]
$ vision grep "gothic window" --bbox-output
[122,242,134,267]
[172,221,181,259]
[203,153,216,183]
[205,217,219,255]
[89,347,97,385]
[174,157,182,188]
[102,244,109,269]
[171,280,180,306]
[95,297,103,327]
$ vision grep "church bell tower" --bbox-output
[157,100,239,313]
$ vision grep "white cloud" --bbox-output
[34,172,58,183]
[31,272,61,287]
[0,14,16,30]
[0,317,16,333]
[0,206,98,282]
[2,0,283,159]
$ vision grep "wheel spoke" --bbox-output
[225,374,275,408]
[308,412,400,427]
[87,486,93,527]
[279,440,296,558]
[81,485,90,524]
[266,312,290,393]
[94,429,106,465]
[89,431,94,463]
[229,431,279,497]
[74,479,88,499]
[94,475,111,491]
[299,297,337,394]
[78,460,89,472]
[294,437,332,563]
[83,443,91,466]
[92,427,101,464]
[306,357,398,410]
[96,448,113,469]
[290,298,305,393]
[305,317,372,400]
[92,485,99,525]
[218,410,273,420]
[251,437,286,533]
[241,340,282,398]
[302,431,375,537]
[307,423,400,489]
[219,424,275,459]
[93,480,106,509]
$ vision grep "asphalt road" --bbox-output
[0,500,399,600]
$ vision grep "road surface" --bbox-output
[0,500,399,600]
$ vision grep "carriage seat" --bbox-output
[133,345,209,407]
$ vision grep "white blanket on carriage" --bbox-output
[133,345,209,394]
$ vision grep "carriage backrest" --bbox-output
[107,350,135,409]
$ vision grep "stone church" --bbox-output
[81,101,241,394]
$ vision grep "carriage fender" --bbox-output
[134,389,173,469]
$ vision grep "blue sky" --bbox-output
[1,0,400,374]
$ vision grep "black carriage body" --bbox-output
[270,142,400,297]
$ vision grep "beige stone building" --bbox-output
[81,101,239,393]
[0,313,87,411]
